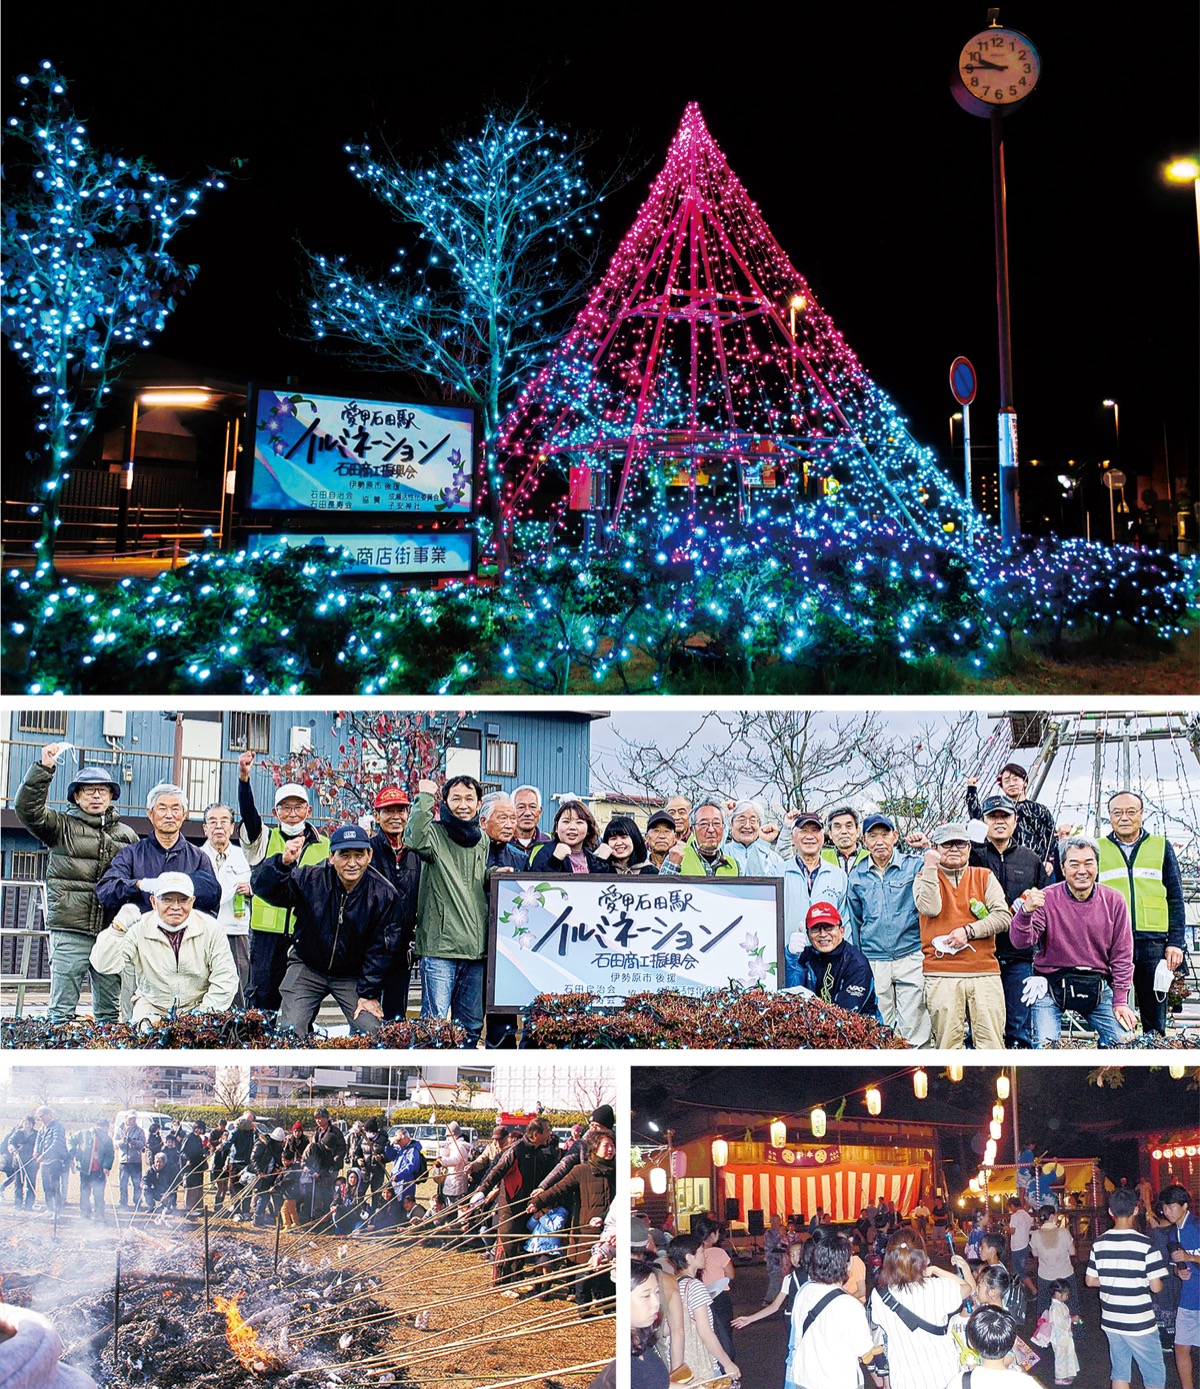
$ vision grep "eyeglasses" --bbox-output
[1110,809,1140,819]
[808,924,841,935]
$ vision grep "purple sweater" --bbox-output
[1009,882,1133,1007]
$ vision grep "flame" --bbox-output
[213,1294,285,1375]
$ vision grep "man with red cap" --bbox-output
[369,786,422,1021]
[790,902,882,1020]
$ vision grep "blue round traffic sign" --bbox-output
[950,356,977,406]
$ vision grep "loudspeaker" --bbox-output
[724,1197,740,1220]
[747,1209,764,1236]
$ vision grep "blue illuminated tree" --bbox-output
[302,106,624,566]
[1,62,222,568]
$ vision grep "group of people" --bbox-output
[630,1180,1200,1389]
[18,746,1186,1048]
[1,1101,619,1307]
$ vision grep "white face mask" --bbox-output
[156,911,188,933]
[279,820,307,837]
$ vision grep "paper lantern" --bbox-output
[984,1141,998,1167]
[630,1177,646,1199]
[649,1167,668,1194]
[865,1087,882,1116]
[913,1069,928,1100]
[948,1065,964,1082]
[992,1104,1005,1124]
[1152,1149,1163,1161]
[711,1140,729,1168]
[811,1107,827,1138]
[996,1074,1010,1100]
[1175,1147,1187,1159]
[671,1150,688,1180]
[770,1119,787,1148]
[989,1120,1003,1142]
[968,1177,980,1193]
[1170,1065,1186,1079]
[1187,1146,1197,1158]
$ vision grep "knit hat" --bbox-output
[591,1105,616,1130]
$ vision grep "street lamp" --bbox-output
[1164,155,1200,251]
[1102,399,1120,449]
[950,413,963,452]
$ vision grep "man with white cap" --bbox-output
[89,872,238,1023]
[237,751,330,1012]
[251,824,394,1036]
[14,742,138,1023]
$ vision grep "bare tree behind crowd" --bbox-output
[571,1072,617,1118]
[102,1066,156,1113]
[596,710,989,834]
[209,1067,250,1114]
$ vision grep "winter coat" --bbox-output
[70,1128,115,1175]
[251,1136,284,1188]
[250,855,396,998]
[532,1157,617,1263]
[223,1121,256,1168]
[15,761,138,936]
[116,1123,146,1168]
[383,1137,425,1202]
[406,793,491,960]
[368,829,422,955]
[95,834,221,919]
[527,842,617,875]
[90,909,238,1022]
[305,1122,347,1176]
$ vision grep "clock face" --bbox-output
[957,27,1042,106]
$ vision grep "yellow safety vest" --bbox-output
[250,827,330,934]
[1097,834,1168,934]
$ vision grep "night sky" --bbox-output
[5,3,1197,497]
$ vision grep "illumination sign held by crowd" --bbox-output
[488,876,783,1010]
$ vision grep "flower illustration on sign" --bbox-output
[736,929,776,988]
[499,882,567,950]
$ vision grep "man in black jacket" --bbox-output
[305,1108,347,1229]
[72,1118,114,1222]
[368,788,421,1021]
[470,1118,560,1286]
[969,794,1049,1048]
[252,824,396,1037]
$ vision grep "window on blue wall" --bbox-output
[485,739,519,779]
[17,710,68,736]
[228,712,271,753]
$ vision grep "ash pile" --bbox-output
[37,1231,398,1387]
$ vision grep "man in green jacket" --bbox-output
[15,743,138,1023]
[405,775,489,1045]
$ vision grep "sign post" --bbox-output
[1103,468,1126,542]
[949,356,977,506]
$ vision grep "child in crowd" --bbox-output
[1032,1279,1079,1385]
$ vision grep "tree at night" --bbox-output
[302,106,624,565]
[0,62,222,568]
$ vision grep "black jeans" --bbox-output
[1132,933,1168,1035]
[247,929,292,1013]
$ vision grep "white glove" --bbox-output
[113,903,142,930]
[470,1189,487,1206]
[138,877,160,895]
[788,930,804,955]
[1021,974,1049,1005]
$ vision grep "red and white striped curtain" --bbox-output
[722,1163,923,1223]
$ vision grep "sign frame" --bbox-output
[949,356,977,406]
[237,380,481,540]
[486,873,785,1014]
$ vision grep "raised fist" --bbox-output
[418,778,438,797]
[238,751,255,781]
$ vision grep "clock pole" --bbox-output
[991,104,1021,544]
[951,10,1042,547]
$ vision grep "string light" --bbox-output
[1,62,222,567]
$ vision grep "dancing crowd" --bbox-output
[17,745,1187,1048]
[1,1102,618,1303]
[631,1180,1200,1389]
